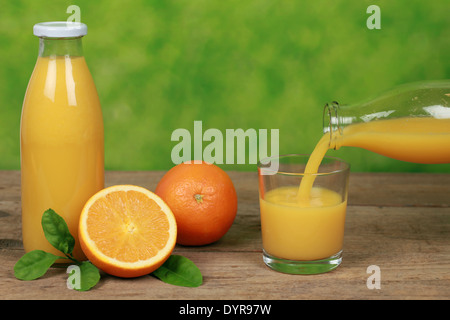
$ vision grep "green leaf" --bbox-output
[78,261,100,291]
[67,261,100,291]
[152,255,202,287]
[14,250,61,280]
[41,209,75,255]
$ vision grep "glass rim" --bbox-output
[258,153,350,177]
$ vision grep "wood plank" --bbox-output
[348,173,450,208]
[103,170,450,207]
[0,170,449,300]
[2,170,450,206]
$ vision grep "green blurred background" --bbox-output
[1,0,449,173]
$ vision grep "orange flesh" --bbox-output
[86,190,171,262]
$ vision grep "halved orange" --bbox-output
[78,185,177,278]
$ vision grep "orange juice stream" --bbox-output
[262,117,450,261]
[21,55,104,261]
[299,117,450,201]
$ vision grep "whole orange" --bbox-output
[155,161,238,246]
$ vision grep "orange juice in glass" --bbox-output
[258,155,349,274]
[20,22,104,261]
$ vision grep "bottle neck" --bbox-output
[323,101,343,150]
[38,37,84,57]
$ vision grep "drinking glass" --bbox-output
[258,154,350,274]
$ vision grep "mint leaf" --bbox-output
[152,255,202,287]
[14,210,100,291]
[41,209,75,255]
[77,261,100,291]
[14,250,62,280]
[67,261,100,291]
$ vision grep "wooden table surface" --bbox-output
[0,170,449,300]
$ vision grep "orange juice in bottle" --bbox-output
[20,22,104,261]
[299,80,450,200]
[323,80,450,164]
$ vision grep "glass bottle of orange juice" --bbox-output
[20,22,104,261]
[322,80,450,164]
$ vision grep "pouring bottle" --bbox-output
[323,80,450,163]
